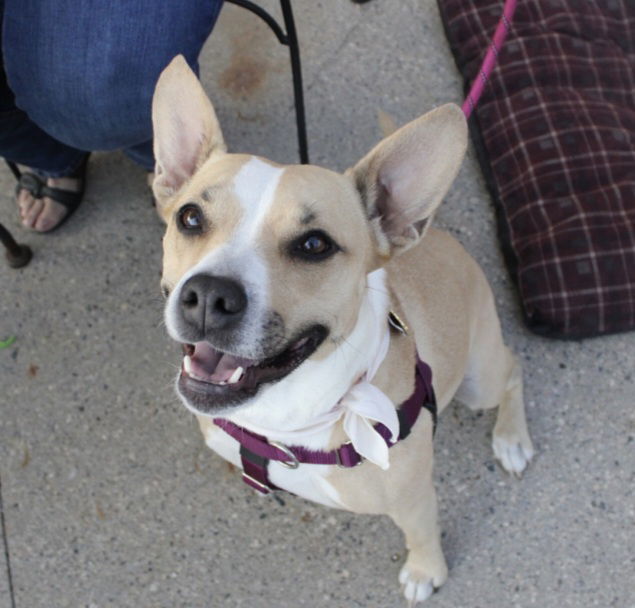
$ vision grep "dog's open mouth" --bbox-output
[177,325,328,413]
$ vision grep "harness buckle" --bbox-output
[335,442,364,468]
[242,472,271,494]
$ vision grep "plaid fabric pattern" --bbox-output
[438,0,635,338]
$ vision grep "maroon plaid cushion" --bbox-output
[438,0,635,338]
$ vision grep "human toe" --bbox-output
[22,197,45,229]
[33,198,69,232]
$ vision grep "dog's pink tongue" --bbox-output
[190,342,253,383]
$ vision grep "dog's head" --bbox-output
[152,55,467,417]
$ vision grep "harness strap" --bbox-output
[214,356,436,495]
[240,442,282,494]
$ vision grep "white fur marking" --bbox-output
[232,157,284,244]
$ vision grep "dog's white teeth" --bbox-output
[183,356,243,386]
[183,355,192,375]
[228,366,244,385]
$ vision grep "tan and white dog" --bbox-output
[151,55,534,605]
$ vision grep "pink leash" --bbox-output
[461,0,518,118]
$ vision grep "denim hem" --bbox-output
[34,151,90,178]
[124,145,154,171]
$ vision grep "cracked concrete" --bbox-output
[1,1,633,607]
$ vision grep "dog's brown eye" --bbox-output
[177,204,204,233]
[303,235,329,254]
[290,230,339,262]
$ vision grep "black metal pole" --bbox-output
[0,222,32,268]
[280,0,309,164]
[6,161,20,180]
[224,0,309,164]
[224,0,288,44]
[3,161,32,268]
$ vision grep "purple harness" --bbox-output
[213,357,437,495]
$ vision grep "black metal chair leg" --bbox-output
[2,161,33,268]
[0,222,32,268]
[6,160,20,180]
[280,0,308,164]
[224,0,309,164]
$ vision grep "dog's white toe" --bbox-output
[492,434,534,476]
[399,564,436,605]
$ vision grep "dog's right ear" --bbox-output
[349,104,467,258]
[151,55,226,211]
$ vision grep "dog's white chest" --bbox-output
[202,424,345,508]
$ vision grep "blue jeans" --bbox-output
[0,0,223,176]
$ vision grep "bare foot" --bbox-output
[17,173,82,232]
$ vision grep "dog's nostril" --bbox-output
[214,295,243,315]
[214,298,229,314]
[181,289,199,309]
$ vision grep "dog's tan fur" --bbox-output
[152,56,533,604]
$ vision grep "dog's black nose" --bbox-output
[179,275,247,333]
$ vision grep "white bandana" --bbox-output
[238,329,399,470]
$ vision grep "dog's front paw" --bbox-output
[492,432,534,476]
[399,560,447,606]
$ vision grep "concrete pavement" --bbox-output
[1,1,633,606]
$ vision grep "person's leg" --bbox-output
[0,3,89,231]
[2,0,223,230]
[0,63,88,176]
[125,141,155,173]
[1,59,89,231]
[4,0,224,168]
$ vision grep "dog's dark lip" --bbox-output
[176,325,328,414]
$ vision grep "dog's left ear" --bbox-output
[151,55,226,210]
[350,103,467,257]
